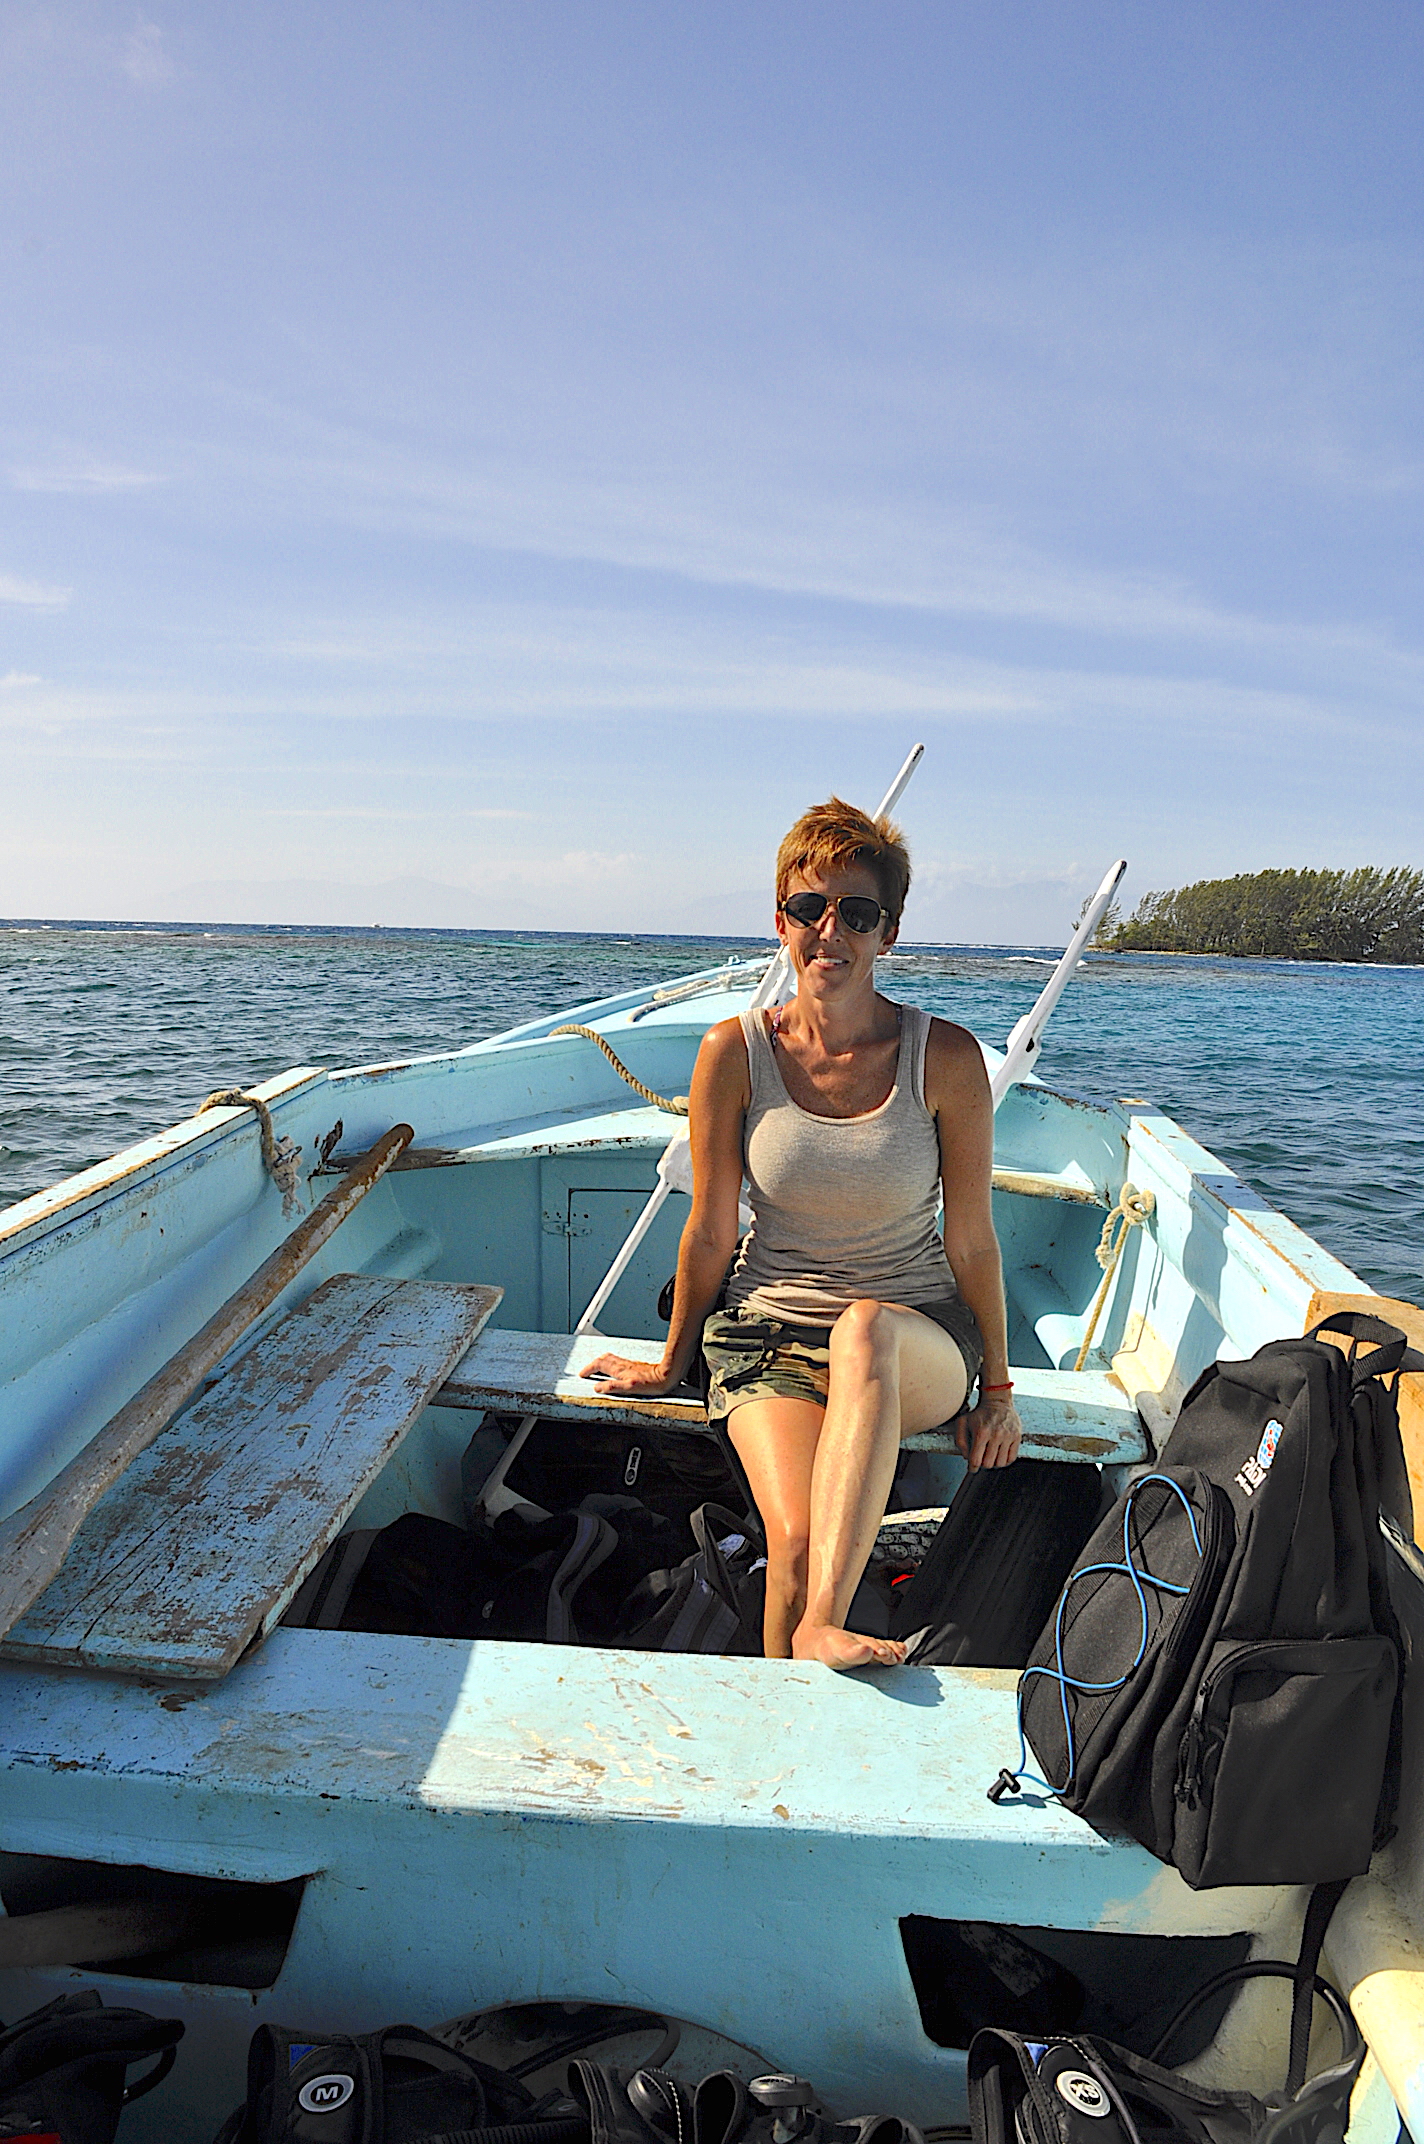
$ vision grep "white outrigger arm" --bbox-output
[989,855,1127,1105]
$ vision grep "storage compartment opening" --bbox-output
[0,1852,306,1989]
[899,1918,1253,2056]
[293,1406,1101,1660]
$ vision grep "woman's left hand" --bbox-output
[956,1391,1022,1471]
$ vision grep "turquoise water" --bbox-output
[1,922,1421,1302]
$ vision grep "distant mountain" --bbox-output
[156,868,1091,943]
[905,875,1091,948]
[164,874,561,930]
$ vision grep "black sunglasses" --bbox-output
[779,891,891,934]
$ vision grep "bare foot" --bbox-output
[791,1622,908,1670]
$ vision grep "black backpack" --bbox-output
[617,1505,768,1655]
[999,1313,1418,1888]
[288,1506,673,1648]
[967,1956,1363,2144]
[0,1990,183,2144]
[968,1882,1365,2144]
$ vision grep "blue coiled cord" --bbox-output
[1006,1473,1204,1795]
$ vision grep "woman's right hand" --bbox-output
[580,1353,685,1398]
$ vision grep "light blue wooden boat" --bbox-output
[0,956,1421,2142]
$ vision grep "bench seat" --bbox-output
[437,1327,1150,1464]
[2,1273,502,1683]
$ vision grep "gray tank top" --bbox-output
[724,1003,960,1325]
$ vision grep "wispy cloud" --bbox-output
[261,806,532,821]
[0,671,42,690]
[118,20,175,88]
[916,856,1088,896]
[2,607,1408,758]
[209,407,1420,693]
[11,461,166,494]
[266,637,397,662]
[0,573,70,609]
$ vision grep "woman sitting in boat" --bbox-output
[587,798,1021,1668]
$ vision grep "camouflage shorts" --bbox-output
[701,1298,983,1422]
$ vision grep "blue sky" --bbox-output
[3,2,1421,941]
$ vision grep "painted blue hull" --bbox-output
[0,966,1417,2141]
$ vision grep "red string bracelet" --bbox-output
[981,1380,1015,1392]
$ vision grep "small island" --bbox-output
[1098,866,1424,964]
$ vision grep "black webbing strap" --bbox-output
[1307,1313,1424,1384]
[1286,1878,1351,2096]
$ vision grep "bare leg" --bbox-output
[725,1396,825,1656]
[792,1302,969,1670]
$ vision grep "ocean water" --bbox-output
[1,922,1421,1303]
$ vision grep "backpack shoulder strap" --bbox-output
[1286,1879,1351,2096]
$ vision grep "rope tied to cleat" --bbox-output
[1072,1181,1157,1372]
[196,1088,305,1215]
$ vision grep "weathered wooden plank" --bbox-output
[439,1328,707,1426]
[437,1329,1148,1463]
[910,1365,1149,1463]
[991,1166,1108,1206]
[0,1124,416,1645]
[1,1273,501,1683]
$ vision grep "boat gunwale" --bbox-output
[0,1067,329,1265]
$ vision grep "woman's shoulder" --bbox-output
[694,1015,754,1100]
[919,1013,989,1101]
[699,1012,754,1061]
[924,1011,978,1045]
[900,1006,980,1060]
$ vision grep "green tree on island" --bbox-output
[1103,867,1424,963]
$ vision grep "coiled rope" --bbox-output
[1072,1181,1156,1372]
[195,1089,304,1217]
[548,1027,689,1115]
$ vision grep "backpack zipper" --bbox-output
[1160,1481,1233,1674]
[1177,1704,1212,1811]
[1177,1637,1311,1810]
[1166,1493,1236,1811]
[1176,1641,1255,1810]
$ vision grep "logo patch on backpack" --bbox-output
[297,2073,356,2113]
[1236,1420,1284,1496]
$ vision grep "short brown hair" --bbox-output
[775,796,912,923]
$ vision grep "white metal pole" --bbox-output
[574,1175,675,1337]
[990,858,1127,1107]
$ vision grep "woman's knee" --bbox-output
[830,1297,900,1373]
